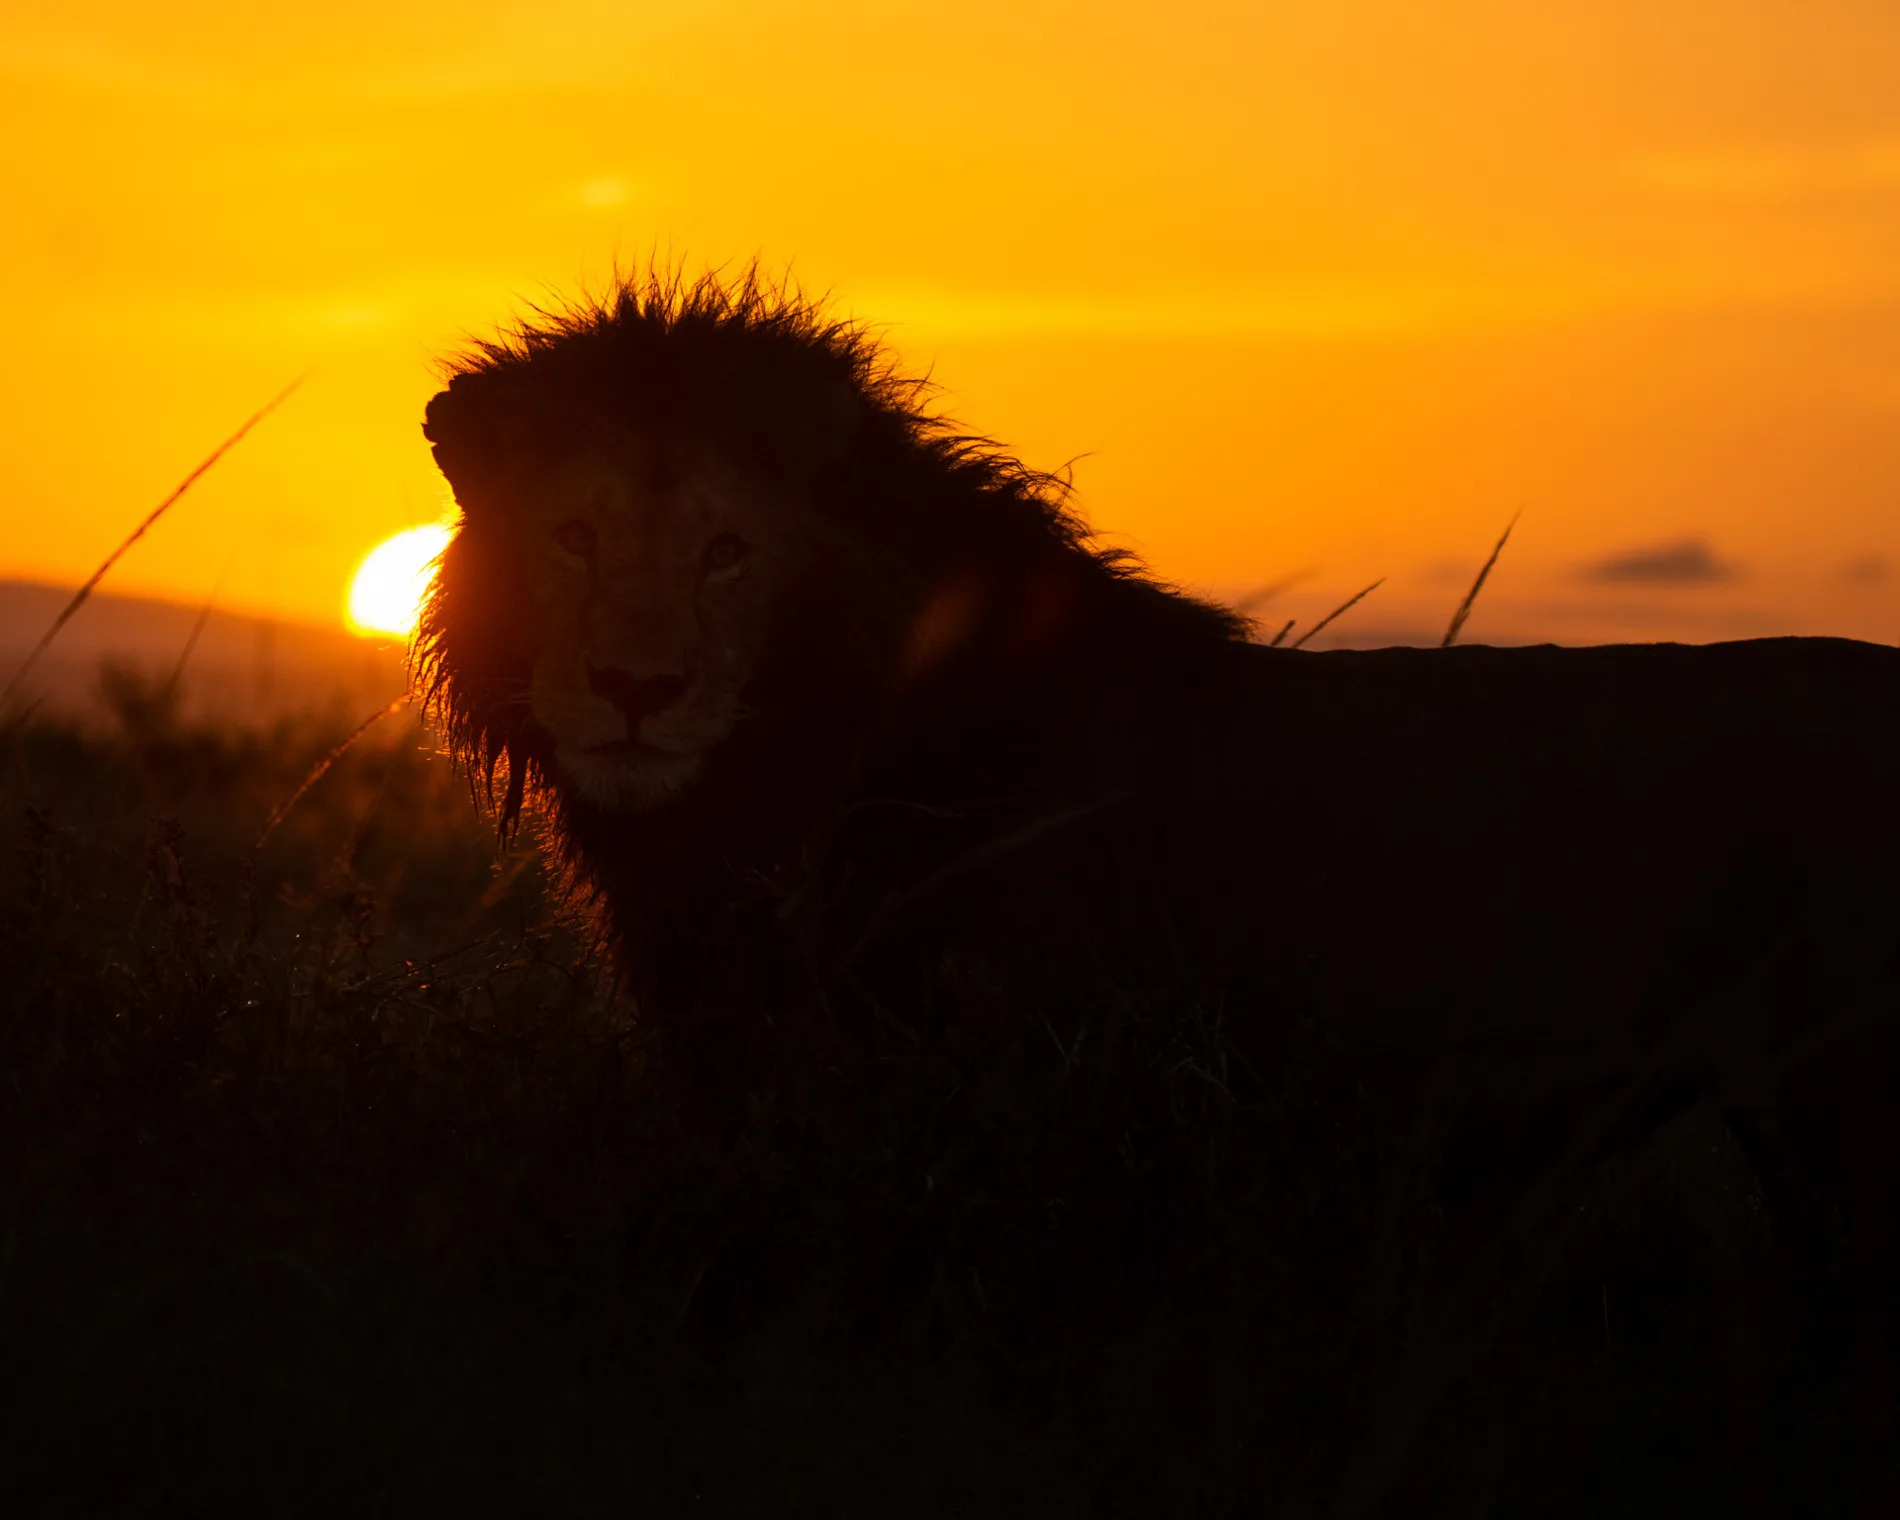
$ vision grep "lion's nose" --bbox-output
[585,662,690,724]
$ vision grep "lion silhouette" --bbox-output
[417,266,1900,1232]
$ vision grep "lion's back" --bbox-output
[859,633,1895,1214]
[889,634,1900,1081]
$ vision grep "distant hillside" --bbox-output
[0,580,407,727]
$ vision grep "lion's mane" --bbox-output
[415,266,1251,996]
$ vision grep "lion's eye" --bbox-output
[704,533,749,573]
[553,520,597,561]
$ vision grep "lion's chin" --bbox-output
[553,743,704,813]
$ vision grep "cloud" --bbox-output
[1839,555,1888,586]
[849,280,1540,342]
[1578,538,1736,587]
[1631,141,1900,198]
[577,178,634,209]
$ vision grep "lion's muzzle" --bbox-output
[584,661,692,727]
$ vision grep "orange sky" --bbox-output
[4,0,1899,647]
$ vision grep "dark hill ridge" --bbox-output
[0,579,406,726]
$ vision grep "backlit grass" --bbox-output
[0,671,1879,1517]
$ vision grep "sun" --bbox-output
[345,523,452,638]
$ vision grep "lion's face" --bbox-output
[510,437,817,811]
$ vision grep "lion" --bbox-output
[416,267,1900,1245]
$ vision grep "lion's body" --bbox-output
[419,269,1900,1222]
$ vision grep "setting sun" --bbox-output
[345,524,451,639]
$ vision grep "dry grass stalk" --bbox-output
[1232,568,1318,617]
[253,695,410,854]
[160,550,240,709]
[1291,578,1386,650]
[0,374,308,717]
[1442,513,1520,649]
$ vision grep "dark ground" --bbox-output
[0,674,1893,1517]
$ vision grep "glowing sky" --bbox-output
[4,0,1899,646]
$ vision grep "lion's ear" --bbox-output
[423,372,517,492]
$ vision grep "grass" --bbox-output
[0,669,1882,1518]
[1443,513,1520,649]
[0,377,305,720]
[0,458,1882,1514]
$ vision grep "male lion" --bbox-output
[417,269,1900,1245]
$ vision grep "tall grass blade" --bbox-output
[1232,568,1318,617]
[1442,513,1520,649]
[1291,578,1385,650]
[160,549,240,709]
[253,695,410,854]
[0,374,309,716]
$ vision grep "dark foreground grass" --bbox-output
[0,679,1886,1517]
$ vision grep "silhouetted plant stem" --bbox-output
[1291,578,1385,649]
[0,373,308,716]
[1442,513,1520,649]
